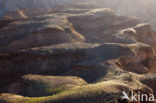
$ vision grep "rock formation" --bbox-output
[0,1,156,103]
[1,0,156,31]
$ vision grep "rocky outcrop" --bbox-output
[1,9,156,52]
[69,9,156,50]
[0,13,85,52]
[139,74,156,96]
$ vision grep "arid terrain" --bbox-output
[0,0,156,103]
[97,0,156,30]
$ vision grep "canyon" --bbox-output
[0,0,156,103]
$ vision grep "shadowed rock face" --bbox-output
[0,5,156,103]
